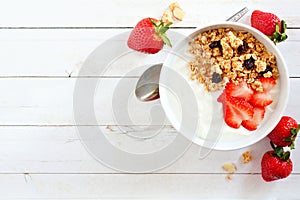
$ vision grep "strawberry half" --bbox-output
[127,18,172,54]
[225,80,254,101]
[261,142,293,182]
[218,92,254,129]
[249,78,276,107]
[251,10,288,44]
[242,106,265,131]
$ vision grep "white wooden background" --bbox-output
[0,0,300,199]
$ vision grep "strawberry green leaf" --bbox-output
[269,20,288,44]
[153,20,173,48]
[160,26,170,34]
[274,146,284,157]
[149,18,159,27]
[160,34,172,47]
[285,124,300,150]
[282,151,291,161]
[270,141,291,161]
[284,137,292,142]
[165,22,173,27]
[289,143,295,150]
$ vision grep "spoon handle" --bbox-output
[226,7,249,22]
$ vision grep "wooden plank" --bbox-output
[1,125,300,174]
[0,77,299,125]
[0,0,299,27]
[0,29,299,77]
[1,173,300,199]
[0,78,298,125]
[0,0,298,197]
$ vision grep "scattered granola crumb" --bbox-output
[226,174,232,180]
[162,9,173,24]
[242,151,253,163]
[105,125,114,132]
[222,162,237,173]
[173,7,185,21]
[169,2,180,11]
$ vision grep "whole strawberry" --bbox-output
[261,142,293,182]
[127,18,172,54]
[251,10,288,44]
[268,116,300,149]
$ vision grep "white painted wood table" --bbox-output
[0,0,299,199]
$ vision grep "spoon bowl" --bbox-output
[135,63,162,102]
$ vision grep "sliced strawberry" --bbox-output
[259,77,276,92]
[225,80,254,101]
[242,107,266,131]
[219,93,254,129]
[250,91,273,107]
[217,92,226,103]
[249,78,275,107]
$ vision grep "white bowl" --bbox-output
[159,22,289,150]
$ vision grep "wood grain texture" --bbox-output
[1,126,300,174]
[0,0,299,198]
[0,78,299,125]
[0,0,299,27]
[0,29,299,77]
[0,173,300,199]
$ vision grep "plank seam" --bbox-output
[3,172,300,175]
[0,27,298,30]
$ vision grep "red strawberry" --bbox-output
[242,106,265,131]
[225,80,254,101]
[268,116,300,149]
[251,10,281,36]
[261,143,293,182]
[127,18,172,54]
[249,78,276,107]
[218,92,254,129]
[251,10,288,44]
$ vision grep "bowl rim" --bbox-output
[160,21,290,150]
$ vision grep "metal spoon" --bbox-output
[135,63,162,102]
[135,7,249,102]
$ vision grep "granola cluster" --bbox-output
[242,151,253,163]
[189,28,279,92]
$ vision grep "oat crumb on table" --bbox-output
[222,162,237,173]
[242,151,253,163]
[226,174,232,180]
[162,2,185,23]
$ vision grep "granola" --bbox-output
[188,28,279,92]
[242,151,253,163]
